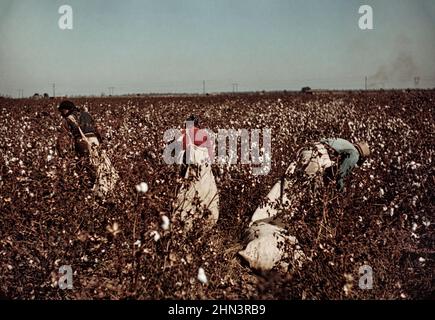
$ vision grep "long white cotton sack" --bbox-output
[174,145,219,231]
[241,160,304,272]
[250,162,296,225]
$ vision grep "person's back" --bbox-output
[65,109,99,138]
[78,111,98,137]
[322,138,357,153]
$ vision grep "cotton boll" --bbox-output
[412,196,418,207]
[411,223,418,232]
[418,257,425,263]
[150,230,160,242]
[106,222,120,237]
[161,215,170,231]
[135,182,148,193]
[197,267,208,284]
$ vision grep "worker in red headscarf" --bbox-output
[181,115,214,163]
[175,115,219,231]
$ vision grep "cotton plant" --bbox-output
[150,230,160,242]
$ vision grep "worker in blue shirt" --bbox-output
[320,138,371,191]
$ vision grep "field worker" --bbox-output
[178,115,215,175]
[58,100,102,156]
[173,115,219,231]
[239,138,370,272]
[298,138,371,192]
[57,100,119,198]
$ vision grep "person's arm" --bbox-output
[94,123,104,143]
[56,121,73,157]
[337,148,359,191]
[87,113,104,143]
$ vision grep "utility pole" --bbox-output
[52,83,56,98]
[202,80,206,94]
[108,87,115,96]
[232,83,239,93]
[365,76,368,90]
[414,77,420,88]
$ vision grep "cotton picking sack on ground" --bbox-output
[239,221,298,271]
[173,133,219,232]
[239,162,305,272]
[250,162,296,224]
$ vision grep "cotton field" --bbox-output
[0,90,433,299]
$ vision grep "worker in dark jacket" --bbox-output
[57,100,102,157]
[57,100,118,198]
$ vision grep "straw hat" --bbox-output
[354,142,370,158]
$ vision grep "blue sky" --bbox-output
[0,0,434,96]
